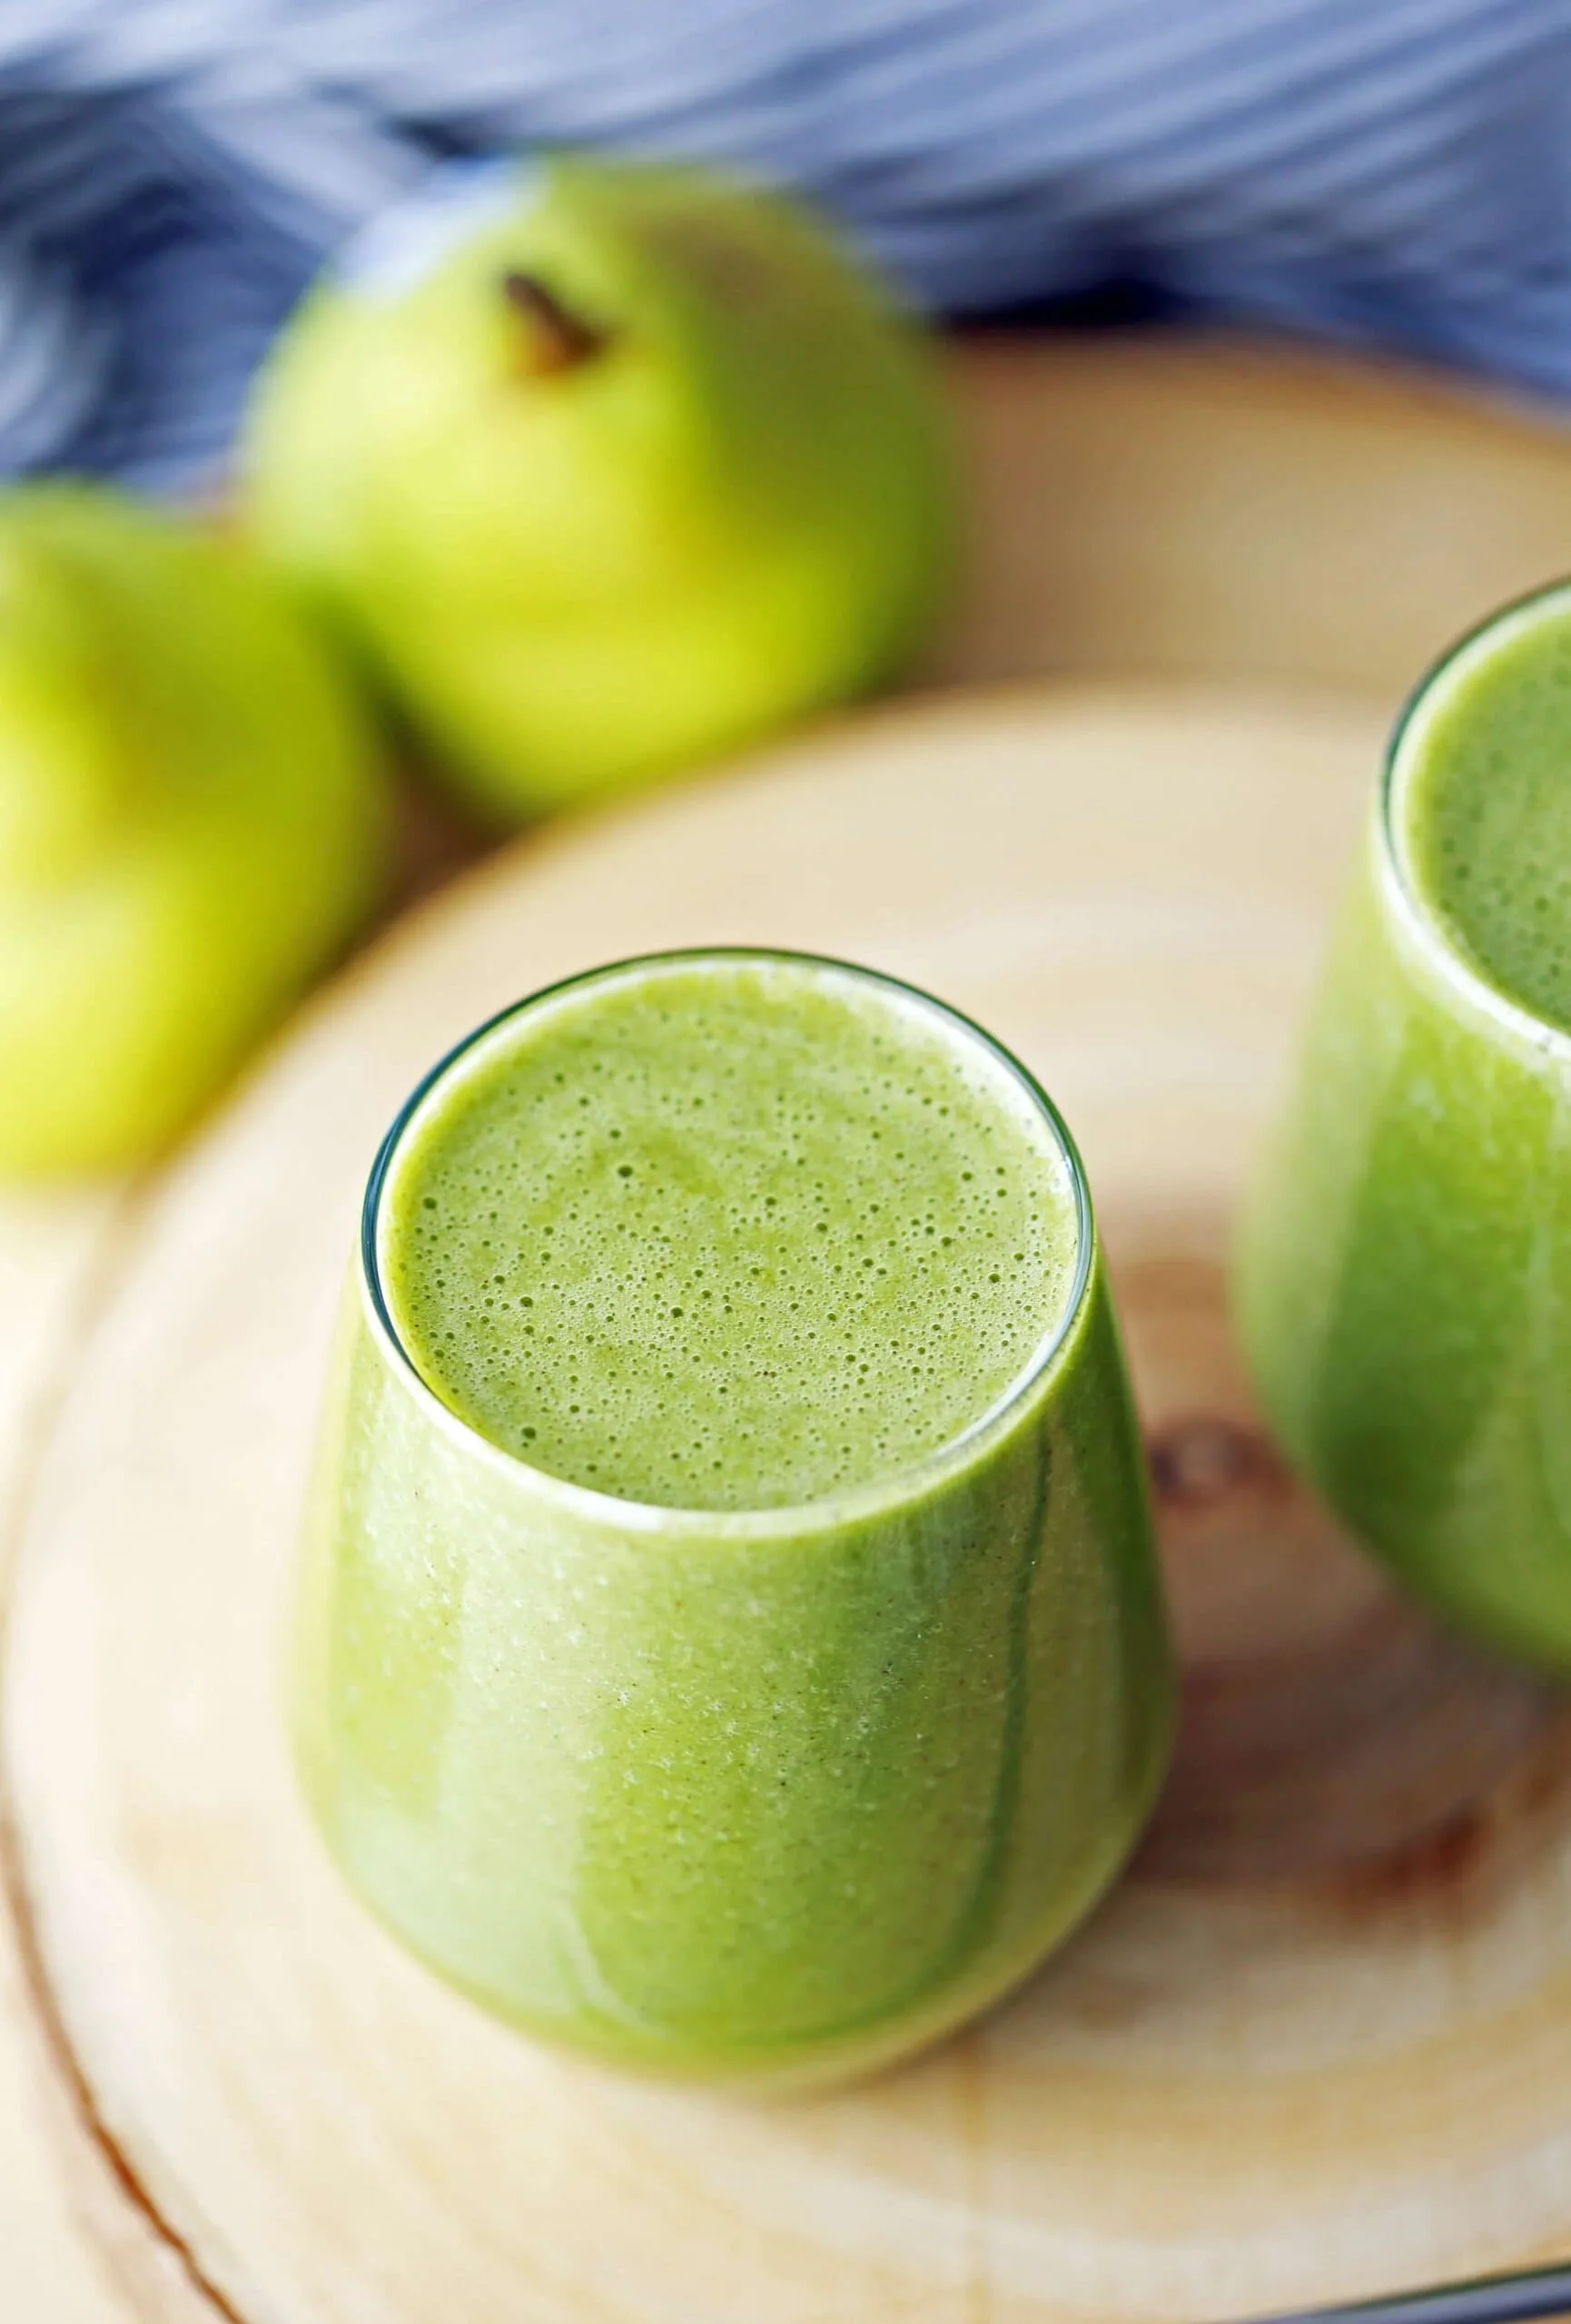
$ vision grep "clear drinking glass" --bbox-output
[291,950,1172,2090]
[1238,582,1571,1669]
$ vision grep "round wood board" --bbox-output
[9,333,1571,2324]
[9,678,1571,2324]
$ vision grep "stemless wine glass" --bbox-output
[291,949,1172,2091]
[1238,581,1571,1669]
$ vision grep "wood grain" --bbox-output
[5,334,1571,2321]
[9,682,1571,2324]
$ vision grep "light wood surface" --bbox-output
[12,680,1571,2324]
[929,338,1571,699]
[5,336,1571,2321]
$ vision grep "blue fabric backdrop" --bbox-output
[2,1,1568,489]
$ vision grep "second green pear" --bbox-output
[0,485,388,1175]
[242,156,956,822]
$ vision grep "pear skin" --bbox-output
[0,486,390,1175]
[242,156,956,822]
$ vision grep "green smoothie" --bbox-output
[384,956,1078,1508]
[1238,580,1571,1667]
[293,950,1171,2087]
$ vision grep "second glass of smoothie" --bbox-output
[1239,580,1571,1669]
[292,949,1172,2090]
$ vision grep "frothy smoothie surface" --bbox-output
[1401,593,1571,1033]
[380,956,1078,1511]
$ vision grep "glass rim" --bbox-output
[359,945,1097,1539]
[1380,572,1571,1062]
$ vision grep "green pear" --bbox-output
[0,484,389,1176]
[242,155,956,821]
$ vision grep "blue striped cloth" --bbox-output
[3,1,1569,492]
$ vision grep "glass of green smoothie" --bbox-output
[292,949,1172,2090]
[1239,580,1571,1670]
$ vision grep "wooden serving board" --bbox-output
[7,336,1571,2324]
[10,675,1571,2324]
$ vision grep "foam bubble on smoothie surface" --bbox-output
[1403,597,1571,1034]
[381,957,1078,1511]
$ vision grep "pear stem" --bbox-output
[501,272,608,375]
